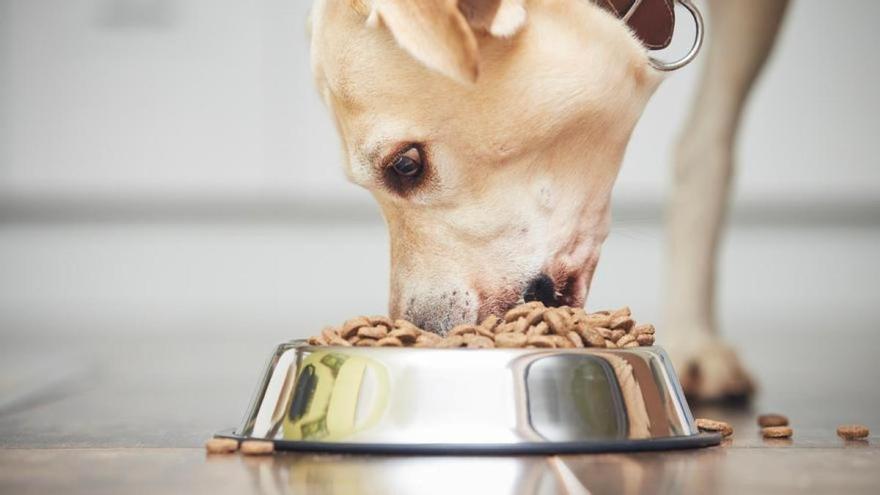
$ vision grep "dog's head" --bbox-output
[311,0,663,333]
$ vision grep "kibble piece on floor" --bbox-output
[758,413,789,427]
[240,440,274,455]
[695,418,734,437]
[762,426,793,438]
[205,438,239,454]
[837,424,870,440]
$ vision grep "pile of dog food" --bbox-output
[306,301,656,349]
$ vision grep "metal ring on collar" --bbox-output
[649,0,704,72]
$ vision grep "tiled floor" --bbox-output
[0,221,878,493]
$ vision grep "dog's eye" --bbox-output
[382,145,428,196]
[390,147,423,177]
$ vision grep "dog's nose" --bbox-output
[523,274,559,307]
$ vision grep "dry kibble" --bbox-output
[526,335,556,348]
[308,302,658,350]
[369,315,394,327]
[395,318,421,332]
[357,325,388,339]
[758,414,789,427]
[513,316,531,334]
[341,316,371,338]
[240,440,274,456]
[567,331,585,348]
[389,327,419,344]
[551,335,573,348]
[474,325,496,339]
[585,313,612,328]
[611,306,631,318]
[494,322,515,334]
[695,418,734,437]
[449,324,479,337]
[571,307,588,321]
[524,307,546,326]
[466,335,495,349]
[495,332,528,348]
[581,327,606,348]
[544,310,569,336]
[416,332,442,345]
[504,304,536,322]
[328,335,352,347]
[438,335,466,348]
[205,438,239,454]
[376,336,403,347]
[609,315,634,331]
[632,323,655,336]
[837,424,870,440]
[527,321,550,336]
[480,315,501,332]
[320,327,339,341]
[762,426,793,439]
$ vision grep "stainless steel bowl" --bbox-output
[218,341,720,454]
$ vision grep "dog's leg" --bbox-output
[665,0,790,401]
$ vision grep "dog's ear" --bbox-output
[368,0,526,84]
[459,0,527,38]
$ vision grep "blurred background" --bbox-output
[1,0,878,447]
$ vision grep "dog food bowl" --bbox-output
[216,340,720,454]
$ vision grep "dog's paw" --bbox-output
[667,339,756,403]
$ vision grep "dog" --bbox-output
[309,0,788,401]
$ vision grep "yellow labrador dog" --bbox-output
[311,0,656,322]
[309,0,787,400]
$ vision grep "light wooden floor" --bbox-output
[1,432,877,495]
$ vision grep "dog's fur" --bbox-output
[310,0,789,400]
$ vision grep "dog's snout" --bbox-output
[400,288,480,335]
[523,274,559,307]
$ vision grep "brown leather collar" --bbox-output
[595,0,675,50]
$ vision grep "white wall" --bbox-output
[1,0,879,206]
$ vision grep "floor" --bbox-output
[0,220,878,493]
